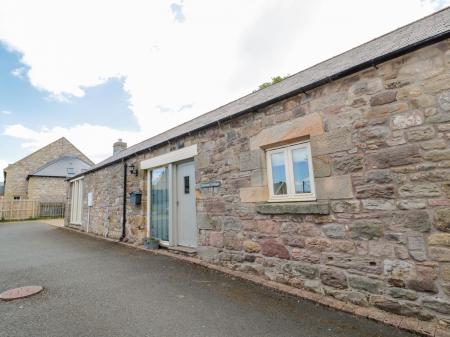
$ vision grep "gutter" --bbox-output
[71,30,450,177]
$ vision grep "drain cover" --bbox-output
[0,286,43,301]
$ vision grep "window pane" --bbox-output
[270,152,287,195]
[292,147,311,193]
[150,167,169,241]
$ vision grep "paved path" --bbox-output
[0,222,417,337]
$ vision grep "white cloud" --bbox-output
[1,110,12,115]
[0,0,447,165]
[3,123,146,164]
[11,66,26,79]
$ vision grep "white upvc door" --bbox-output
[176,161,197,247]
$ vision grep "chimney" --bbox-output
[113,139,127,155]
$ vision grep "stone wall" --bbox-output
[28,177,67,203]
[69,39,450,324]
[4,137,93,200]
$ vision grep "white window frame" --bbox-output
[266,141,316,202]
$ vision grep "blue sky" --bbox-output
[0,0,448,181]
[0,42,137,165]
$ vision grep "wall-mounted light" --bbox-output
[129,163,138,176]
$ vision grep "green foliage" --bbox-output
[258,75,287,90]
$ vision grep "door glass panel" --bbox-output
[150,167,169,241]
[292,147,311,193]
[184,176,190,194]
[270,152,287,195]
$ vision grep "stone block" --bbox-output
[365,169,393,184]
[422,298,450,315]
[282,261,319,279]
[371,295,424,318]
[325,253,382,274]
[420,139,448,150]
[383,260,412,280]
[429,246,450,261]
[239,186,268,203]
[407,235,427,261]
[312,155,331,178]
[239,150,264,171]
[423,149,450,162]
[362,199,396,210]
[304,237,332,252]
[398,183,440,197]
[397,199,426,210]
[368,241,395,258]
[209,231,224,248]
[441,264,450,282]
[410,170,450,182]
[366,144,421,168]
[197,246,219,260]
[250,169,267,186]
[261,240,290,259]
[348,274,383,294]
[387,288,417,301]
[406,126,436,141]
[330,200,360,213]
[433,209,450,232]
[370,91,397,106]
[249,112,324,150]
[350,220,383,240]
[390,110,423,130]
[243,240,261,253]
[332,155,363,174]
[223,217,241,231]
[426,112,450,124]
[322,224,346,239]
[429,233,450,246]
[355,184,395,199]
[255,201,330,215]
[315,175,353,199]
[438,90,450,111]
[310,128,353,156]
[392,210,431,233]
[320,268,347,289]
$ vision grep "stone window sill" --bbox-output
[256,201,330,215]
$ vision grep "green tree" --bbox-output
[257,75,286,90]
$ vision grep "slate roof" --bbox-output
[76,7,450,177]
[28,156,92,179]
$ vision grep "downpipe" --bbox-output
[120,162,127,241]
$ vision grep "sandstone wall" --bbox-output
[28,177,67,203]
[4,137,92,200]
[70,39,450,323]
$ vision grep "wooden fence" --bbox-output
[0,200,65,221]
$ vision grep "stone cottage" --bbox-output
[3,137,93,202]
[67,9,450,325]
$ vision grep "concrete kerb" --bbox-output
[58,225,439,337]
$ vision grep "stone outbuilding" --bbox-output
[3,137,93,202]
[67,9,450,325]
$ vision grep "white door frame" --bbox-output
[143,145,197,247]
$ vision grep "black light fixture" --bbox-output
[129,163,138,176]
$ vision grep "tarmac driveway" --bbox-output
[0,222,417,337]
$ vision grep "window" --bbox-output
[70,178,83,224]
[13,196,21,200]
[266,141,316,201]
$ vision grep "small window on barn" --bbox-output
[266,141,316,202]
[13,196,21,200]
